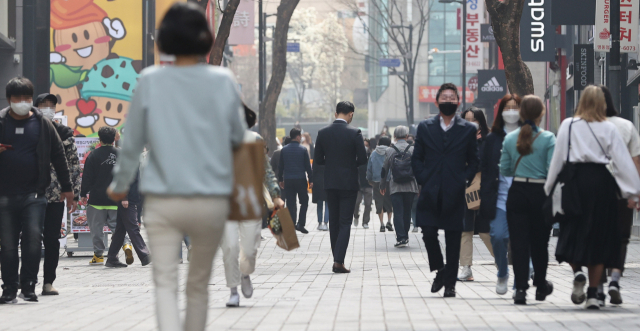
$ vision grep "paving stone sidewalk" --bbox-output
[1,201,639,330]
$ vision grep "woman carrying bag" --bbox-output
[500,95,556,305]
[545,86,640,309]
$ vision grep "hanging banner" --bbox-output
[595,0,639,53]
[228,0,255,45]
[71,138,101,233]
[520,0,555,62]
[574,44,594,91]
[466,0,485,74]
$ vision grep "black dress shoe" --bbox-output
[296,226,309,234]
[332,263,351,273]
[431,271,444,293]
[443,287,456,298]
[105,259,128,268]
[514,289,527,305]
[0,285,17,304]
[535,280,553,301]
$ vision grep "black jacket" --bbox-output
[127,170,141,204]
[0,107,71,196]
[478,131,506,222]
[411,115,479,231]
[314,120,368,191]
[312,164,327,202]
[463,137,490,233]
[80,145,118,206]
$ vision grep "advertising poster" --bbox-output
[70,138,102,233]
[50,0,143,137]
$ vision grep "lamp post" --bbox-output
[258,6,277,103]
[439,0,466,111]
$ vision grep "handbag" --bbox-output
[543,119,582,226]
[229,142,266,221]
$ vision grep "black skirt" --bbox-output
[555,163,621,267]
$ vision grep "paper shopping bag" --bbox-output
[275,208,299,251]
[229,142,266,221]
[465,172,481,211]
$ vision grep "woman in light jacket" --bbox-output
[546,86,640,310]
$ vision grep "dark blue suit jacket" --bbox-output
[411,115,479,231]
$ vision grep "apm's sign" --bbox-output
[520,0,556,62]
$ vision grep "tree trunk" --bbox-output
[259,0,301,155]
[209,0,241,66]
[485,0,534,97]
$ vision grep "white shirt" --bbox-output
[440,116,455,132]
[545,118,640,198]
[607,116,640,157]
[335,118,347,123]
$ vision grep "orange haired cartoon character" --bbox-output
[50,0,126,70]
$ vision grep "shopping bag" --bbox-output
[465,172,481,210]
[229,142,266,221]
[274,208,299,251]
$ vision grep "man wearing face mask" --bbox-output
[0,77,77,303]
[411,83,479,298]
[314,101,368,273]
[34,93,82,295]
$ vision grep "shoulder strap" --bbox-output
[513,130,543,175]
[403,145,412,153]
[585,121,610,160]
[391,145,401,154]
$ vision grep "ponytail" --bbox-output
[516,95,545,156]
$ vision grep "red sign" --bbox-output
[468,76,478,91]
[419,86,475,103]
[457,8,461,30]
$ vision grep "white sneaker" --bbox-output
[412,226,419,233]
[571,271,587,304]
[353,217,359,227]
[226,292,240,307]
[320,223,329,231]
[496,276,508,295]
[585,297,600,310]
[457,266,474,281]
[363,223,369,229]
[241,274,253,298]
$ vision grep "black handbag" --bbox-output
[543,119,582,226]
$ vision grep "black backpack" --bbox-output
[390,145,414,184]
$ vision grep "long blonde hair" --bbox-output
[575,85,607,122]
[516,95,545,156]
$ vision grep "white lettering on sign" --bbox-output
[529,0,545,53]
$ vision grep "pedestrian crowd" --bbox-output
[0,3,638,331]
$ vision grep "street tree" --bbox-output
[485,0,534,96]
[315,14,349,115]
[345,0,432,125]
[209,0,241,65]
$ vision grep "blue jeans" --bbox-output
[411,194,418,228]
[490,208,509,279]
[317,200,329,223]
[0,193,47,289]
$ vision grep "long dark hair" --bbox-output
[492,94,522,135]
[462,107,489,139]
[516,95,545,156]
[599,85,618,117]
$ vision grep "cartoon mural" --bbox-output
[50,0,142,136]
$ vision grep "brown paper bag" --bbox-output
[229,142,266,221]
[274,208,299,251]
[465,172,481,211]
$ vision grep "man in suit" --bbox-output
[314,101,368,273]
[411,83,479,297]
[279,129,313,233]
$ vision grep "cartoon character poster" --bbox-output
[71,137,102,233]
[50,0,143,137]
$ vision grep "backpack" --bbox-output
[390,145,414,184]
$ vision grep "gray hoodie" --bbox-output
[367,145,388,183]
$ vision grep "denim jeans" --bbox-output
[489,208,509,279]
[411,193,418,228]
[316,200,329,224]
[0,193,47,289]
[390,192,415,242]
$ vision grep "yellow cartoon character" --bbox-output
[80,55,142,134]
[50,0,126,71]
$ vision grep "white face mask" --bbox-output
[41,107,55,120]
[10,101,32,116]
[502,110,520,124]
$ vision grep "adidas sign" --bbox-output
[481,77,504,92]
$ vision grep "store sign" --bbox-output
[228,0,255,45]
[287,43,300,52]
[520,0,555,62]
[468,76,478,91]
[480,24,495,42]
[477,70,508,101]
[595,0,639,53]
[574,44,594,91]
[466,0,485,74]
[551,0,596,25]
[418,86,474,103]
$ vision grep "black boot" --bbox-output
[535,280,554,301]
[0,285,17,304]
[19,281,38,302]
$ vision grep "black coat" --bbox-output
[411,115,479,231]
[478,131,506,222]
[314,120,368,191]
[463,137,490,233]
[312,164,327,202]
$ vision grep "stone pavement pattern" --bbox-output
[1,201,639,331]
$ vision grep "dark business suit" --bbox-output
[314,119,368,264]
[411,115,479,288]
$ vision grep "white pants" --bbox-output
[221,220,262,288]
[144,195,227,331]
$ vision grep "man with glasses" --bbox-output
[411,83,479,298]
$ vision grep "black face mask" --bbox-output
[438,102,458,116]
